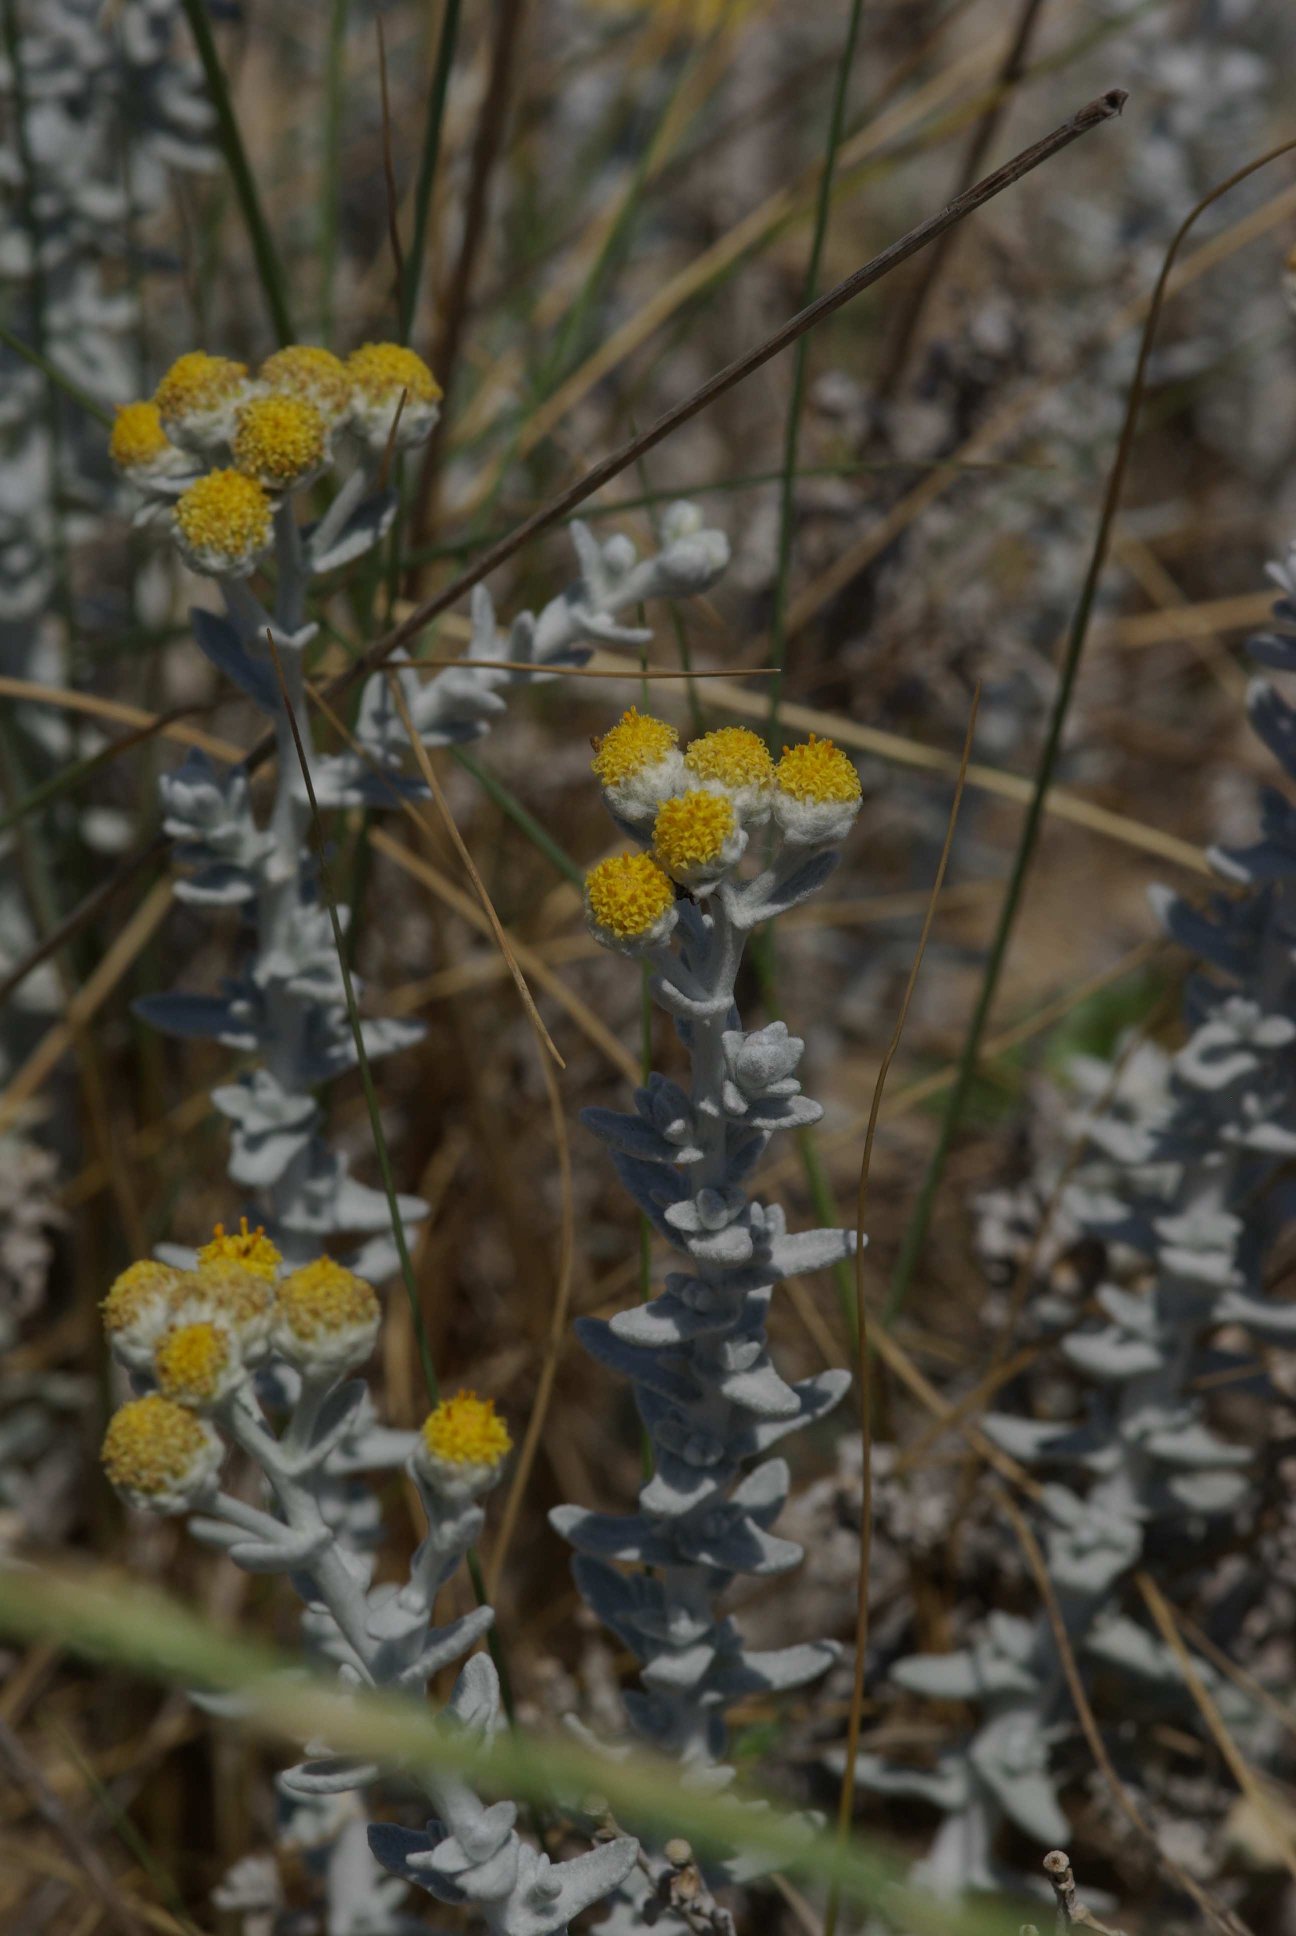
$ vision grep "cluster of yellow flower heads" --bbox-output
[585,709,860,945]
[101,1221,370,1506]
[109,341,442,577]
[100,1219,512,1514]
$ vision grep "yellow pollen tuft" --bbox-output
[684,726,774,791]
[102,1259,183,1333]
[586,851,675,939]
[109,401,170,470]
[591,708,678,788]
[101,1394,210,1493]
[421,1390,512,1469]
[198,1218,282,1281]
[174,470,272,560]
[155,1322,231,1404]
[276,1256,378,1340]
[775,735,861,805]
[189,1262,272,1331]
[347,342,442,404]
[154,351,247,420]
[653,790,735,873]
[260,345,351,419]
[232,394,327,487]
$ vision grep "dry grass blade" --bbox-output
[265,637,439,1403]
[875,0,1047,393]
[0,1713,148,1936]
[383,671,563,1068]
[0,1835,186,1936]
[370,824,634,1078]
[773,174,1296,656]
[1111,587,1274,651]
[0,674,245,764]
[331,87,1127,706]
[303,674,634,1076]
[388,657,779,681]
[996,1488,1252,1936]
[824,688,980,1936]
[0,92,1127,1018]
[1112,534,1248,697]
[887,1341,1040,1482]
[661,668,1209,875]
[1165,1606,1296,1745]
[446,0,976,461]
[1136,1573,1296,1884]
[376,673,578,1600]
[474,32,1011,493]
[0,877,172,1138]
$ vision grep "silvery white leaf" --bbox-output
[191,605,281,712]
[308,489,398,573]
[843,1752,972,1811]
[132,990,255,1048]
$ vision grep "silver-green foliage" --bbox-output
[847,546,1296,1892]
[555,729,862,1926]
[140,486,730,1275]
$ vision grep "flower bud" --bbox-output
[415,1390,512,1501]
[101,1394,223,1515]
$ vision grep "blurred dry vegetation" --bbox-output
[5,0,1296,1931]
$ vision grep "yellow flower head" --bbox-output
[347,342,442,406]
[585,850,677,952]
[101,1393,222,1512]
[772,735,862,847]
[102,1259,184,1368]
[346,343,442,449]
[173,469,273,577]
[775,735,861,805]
[273,1256,379,1372]
[653,789,739,884]
[684,726,774,821]
[102,1258,183,1336]
[109,401,169,470]
[260,345,352,424]
[155,1320,238,1409]
[421,1390,512,1470]
[154,351,249,449]
[593,708,678,788]
[684,726,773,790]
[198,1218,283,1282]
[189,1261,274,1319]
[232,393,327,490]
[109,401,194,492]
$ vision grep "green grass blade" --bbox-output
[0,1562,1026,1936]
[450,745,584,886]
[401,0,464,345]
[0,322,113,425]
[766,0,866,737]
[318,0,350,341]
[180,0,295,345]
